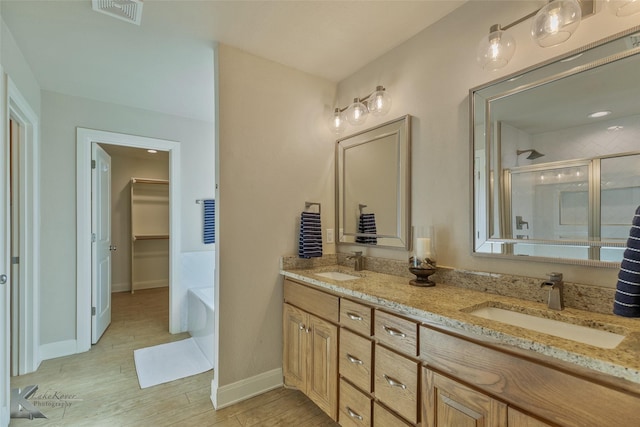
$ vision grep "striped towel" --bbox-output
[203,199,215,244]
[614,205,640,317]
[356,213,377,245]
[298,212,322,259]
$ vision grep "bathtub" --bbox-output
[187,287,215,367]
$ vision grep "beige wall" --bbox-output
[39,90,214,345]
[335,1,639,288]
[216,44,336,386]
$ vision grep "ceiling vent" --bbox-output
[92,0,143,26]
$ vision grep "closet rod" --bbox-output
[131,177,169,185]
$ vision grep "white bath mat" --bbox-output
[134,338,212,389]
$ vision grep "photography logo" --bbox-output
[11,385,46,419]
[11,385,83,419]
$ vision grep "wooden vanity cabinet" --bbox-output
[373,310,420,426]
[339,299,374,427]
[283,280,339,420]
[423,368,507,427]
[420,325,640,427]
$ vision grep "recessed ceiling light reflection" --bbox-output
[607,125,624,131]
[587,111,612,118]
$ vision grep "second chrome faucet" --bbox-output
[347,251,364,271]
[540,272,564,311]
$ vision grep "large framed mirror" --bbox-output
[471,25,640,267]
[336,115,411,250]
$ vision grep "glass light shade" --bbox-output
[367,86,392,116]
[346,98,368,126]
[531,0,582,48]
[606,0,640,16]
[476,26,516,71]
[328,108,347,134]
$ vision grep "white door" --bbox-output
[91,144,112,344]
[1,67,11,427]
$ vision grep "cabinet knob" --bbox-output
[346,354,364,365]
[346,407,363,421]
[383,325,406,338]
[383,374,407,390]
[298,323,306,331]
[346,312,363,321]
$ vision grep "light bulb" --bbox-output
[476,25,516,70]
[328,108,347,134]
[367,86,392,116]
[346,98,368,126]
[606,0,640,16]
[531,0,582,48]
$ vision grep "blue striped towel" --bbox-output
[298,211,322,259]
[203,199,215,244]
[356,213,377,245]
[614,205,640,317]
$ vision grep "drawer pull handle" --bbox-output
[347,407,363,420]
[347,312,363,321]
[383,374,407,390]
[346,354,363,365]
[383,325,406,338]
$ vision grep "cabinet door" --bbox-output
[307,314,339,420]
[283,303,307,390]
[508,408,552,427]
[423,368,507,427]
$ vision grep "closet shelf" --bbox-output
[131,177,169,185]
[133,234,170,241]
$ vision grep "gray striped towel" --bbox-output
[203,199,215,244]
[298,211,322,258]
[356,213,377,245]
[614,205,640,317]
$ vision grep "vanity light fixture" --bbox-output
[606,0,640,16]
[476,0,594,70]
[147,149,158,154]
[328,86,392,134]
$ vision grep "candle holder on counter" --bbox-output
[409,226,437,287]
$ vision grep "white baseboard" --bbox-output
[39,339,78,361]
[111,281,130,293]
[131,280,169,291]
[210,368,283,409]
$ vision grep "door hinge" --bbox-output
[91,159,96,169]
[92,233,96,243]
[92,307,96,316]
[11,256,19,265]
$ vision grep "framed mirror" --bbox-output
[471,26,640,267]
[336,115,411,250]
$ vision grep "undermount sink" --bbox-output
[314,271,361,281]
[467,305,626,349]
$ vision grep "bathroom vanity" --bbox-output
[281,264,640,427]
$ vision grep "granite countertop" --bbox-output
[281,265,640,386]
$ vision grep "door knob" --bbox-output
[0,274,7,285]
[109,245,117,251]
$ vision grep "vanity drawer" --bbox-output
[373,402,412,427]
[374,310,418,357]
[284,279,339,322]
[340,379,372,427]
[374,345,419,424]
[340,328,373,392]
[341,299,373,336]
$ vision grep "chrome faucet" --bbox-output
[540,272,564,311]
[347,251,364,271]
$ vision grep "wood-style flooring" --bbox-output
[10,288,338,426]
